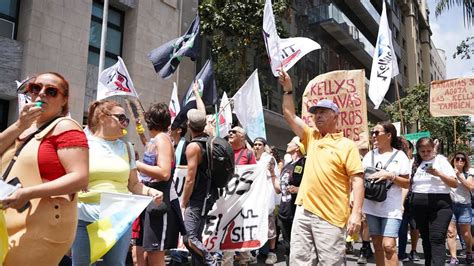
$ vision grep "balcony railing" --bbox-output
[361,0,380,24]
[309,3,375,57]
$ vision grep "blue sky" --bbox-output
[427,0,474,78]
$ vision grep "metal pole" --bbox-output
[394,78,405,135]
[176,0,183,89]
[98,0,110,78]
[454,118,457,146]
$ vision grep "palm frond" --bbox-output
[435,0,474,26]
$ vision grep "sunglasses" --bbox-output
[455,157,466,162]
[254,143,263,147]
[26,83,63,97]
[370,130,384,136]
[109,113,130,126]
[228,130,238,135]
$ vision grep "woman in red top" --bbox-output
[0,72,89,265]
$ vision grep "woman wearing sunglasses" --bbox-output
[71,100,163,266]
[363,122,411,266]
[446,151,473,265]
[410,137,457,266]
[0,72,89,265]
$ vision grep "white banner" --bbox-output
[368,1,399,109]
[173,159,272,252]
[97,56,139,100]
[263,0,320,77]
[218,92,232,138]
[169,82,180,124]
[232,69,266,141]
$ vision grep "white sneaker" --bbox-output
[265,252,277,264]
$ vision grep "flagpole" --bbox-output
[98,0,109,79]
[394,78,405,135]
[175,0,183,95]
[214,104,220,137]
[217,98,233,116]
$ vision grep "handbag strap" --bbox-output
[370,149,399,190]
[382,150,399,170]
[371,149,399,170]
[2,116,61,181]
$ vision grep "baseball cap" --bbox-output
[187,109,206,131]
[308,99,339,114]
[230,126,246,136]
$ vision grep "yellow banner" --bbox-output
[301,70,369,149]
[430,77,474,117]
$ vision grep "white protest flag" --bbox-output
[97,56,139,100]
[218,92,232,138]
[169,82,180,124]
[232,69,266,141]
[263,0,320,77]
[368,1,399,109]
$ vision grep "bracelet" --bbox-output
[283,90,293,95]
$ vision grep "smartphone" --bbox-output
[7,177,31,213]
[422,163,433,170]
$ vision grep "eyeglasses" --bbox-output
[370,130,385,137]
[26,83,63,97]
[254,143,263,147]
[108,113,130,127]
[455,156,466,162]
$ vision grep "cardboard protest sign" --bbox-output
[430,77,474,117]
[302,70,369,149]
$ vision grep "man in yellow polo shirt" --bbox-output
[279,69,365,265]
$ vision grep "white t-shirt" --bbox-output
[451,172,471,204]
[412,155,456,194]
[362,149,411,220]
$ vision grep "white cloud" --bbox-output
[427,0,474,78]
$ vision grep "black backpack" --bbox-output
[192,136,235,188]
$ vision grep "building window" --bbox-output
[393,1,400,18]
[0,99,9,131]
[0,0,19,39]
[87,1,124,68]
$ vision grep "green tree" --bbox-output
[382,84,471,155]
[199,0,289,99]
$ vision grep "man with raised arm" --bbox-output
[279,69,365,265]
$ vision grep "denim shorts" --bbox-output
[451,203,472,224]
[366,214,402,238]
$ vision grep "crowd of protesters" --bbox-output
[0,70,473,266]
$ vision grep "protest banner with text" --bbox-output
[172,159,271,252]
[302,70,369,149]
[430,77,474,117]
